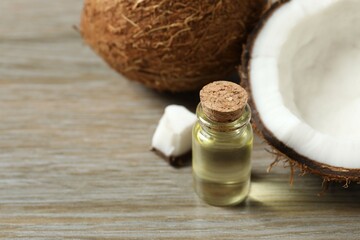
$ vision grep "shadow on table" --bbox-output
[145,71,242,113]
[237,172,360,212]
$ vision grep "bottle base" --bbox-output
[193,174,250,207]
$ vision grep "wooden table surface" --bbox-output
[1,1,360,239]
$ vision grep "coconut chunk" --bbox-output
[152,105,196,158]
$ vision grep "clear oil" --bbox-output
[192,105,253,206]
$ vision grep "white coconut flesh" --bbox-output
[152,105,196,158]
[250,0,360,169]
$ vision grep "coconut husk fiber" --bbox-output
[81,0,267,92]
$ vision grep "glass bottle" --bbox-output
[192,81,253,206]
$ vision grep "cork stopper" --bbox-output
[200,81,248,122]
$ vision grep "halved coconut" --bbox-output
[242,0,360,183]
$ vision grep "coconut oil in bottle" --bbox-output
[192,81,253,206]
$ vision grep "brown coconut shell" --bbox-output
[80,0,267,92]
[240,0,360,185]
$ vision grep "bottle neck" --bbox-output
[196,103,251,135]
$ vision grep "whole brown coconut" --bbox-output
[81,0,267,92]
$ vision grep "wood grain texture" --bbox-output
[1,1,360,239]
